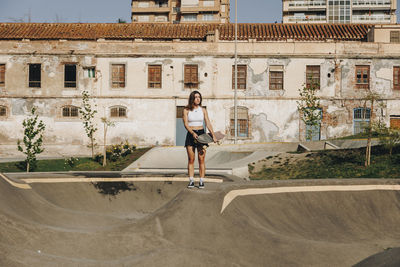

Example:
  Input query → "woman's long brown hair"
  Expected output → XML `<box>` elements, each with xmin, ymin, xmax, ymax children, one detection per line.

<box><xmin>186</xmin><ymin>90</ymin><xmax>202</xmax><ymax>111</ymax></box>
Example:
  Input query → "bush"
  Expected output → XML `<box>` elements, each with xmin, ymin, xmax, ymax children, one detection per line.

<box><xmin>64</xmin><ymin>157</ymin><xmax>79</xmax><ymax>169</ymax></box>
<box><xmin>95</xmin><ymin>141</ymin><xmax>136</xmax><ymax>163</ymax></box>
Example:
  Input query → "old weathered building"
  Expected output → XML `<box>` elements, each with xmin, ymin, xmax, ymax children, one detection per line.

<box><xmin>0</xmin><ymin>23</ymin><xmax>399</xmax><ymax>157</ymax></box>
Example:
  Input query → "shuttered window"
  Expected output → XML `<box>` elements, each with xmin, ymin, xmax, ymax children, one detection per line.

<box><xmin>62</xmin><ymin>106</ymin><xmax>79</xmax><ymax>117</ymax></box>
<box><xmin>111</xmin><ymin>64</ymin><xmax>126</xmax><ymax>88</ymax></box>
<box><xmin>148</xmin><ymin>65</ymin><xmax>162</xmax><ymax>88</ymax></box>
<box><xmin>390</xmin><ymin>116</ymin><xmax>400</xmax><ymax>129</ymax></box>
<box><xmin>269</xmin><ymin>67</ymin><xmax>284</xmax><ymax>90</ymax></box>
<box><xmin>64</xmin><ymin>64</ymin><xmax>77</xmax><ymax>88</ymax></box>
<box><xmin>110</xmin><ymin>106</ymin><xmax>127</xmax><ymax>118</ymax></box>
<box><xmin>29</xmin><ymin>64</ymin><xmax>41</xmax><ymax>88</ymax></box>
<box><xmin>230</xmin><ymin>107</ymin><xmax>249</xmax><ymax>137</ymax></box>
<box><xmin>306</xmin><ymin>65</ymin><xmax>320</xmax><ymax>89</ymax></box>
<box><xmin>394</xmin><ymin>66</ymin><xmax>400</xmax><ymax>90</ymax></box>
<box><xmin>232</xmin><ymin>65</ymin><xmax>247</xmax><ymax>89</ymax></box>
<box><xmin>184</xmin><ymin>64</ymin><xmax>198</xmax><ymax>89</ymax></box>
<box><xmin>0</xmin><ymin>64</ymin><xmax>5</xmax><ymax>87</ymax></box>
<box><xmin>355</xmin><ymin>65</ymin><xmax>370</xmax><ymax>89</ymax></box>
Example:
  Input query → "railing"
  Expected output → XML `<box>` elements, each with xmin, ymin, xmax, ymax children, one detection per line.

<box><xmin>352</xmin><ymin>14</ymin><xmax>391</xmax><ymax>21</ymax></box>
<box><xmin>288</xmin><ymin>1</ymin><xmax>326</xmax><ymax>7</ymax></box>
<box><xmin>353</xmin><ymin>0</ymin><xmax>391</xmax><ymax>6</ymax></box>
<box><xmin>287</xmin><ymin>15</ymin><xmax>326</xmax><ymax>22</ymax></box>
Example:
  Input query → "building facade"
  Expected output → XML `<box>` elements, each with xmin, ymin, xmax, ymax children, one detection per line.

<box><xmin>0</xmin><ymin>23</ymin><xmax>400</xmax><ymax>158</ymax></box>
<box><xmin>283</xmin><ymin>0</ymin><xmax>397</xmax><ymax>24</ymax></box>
<box><xmin>131</xmin><ymin>0</ymin><xmax>230</xmax><ymax>23</ymax></box>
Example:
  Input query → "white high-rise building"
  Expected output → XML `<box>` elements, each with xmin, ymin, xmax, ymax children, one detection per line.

<box><xmin>283</xmin><ymin>0</ymin><xmax>397</xmax><ymax>24</ymax></box>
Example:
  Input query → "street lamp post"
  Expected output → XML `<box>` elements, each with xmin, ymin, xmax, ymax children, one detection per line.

<box><xmin>234</xmin><ymin>0</ymin><xmax>238</xmax><ymax>144</ymax></box>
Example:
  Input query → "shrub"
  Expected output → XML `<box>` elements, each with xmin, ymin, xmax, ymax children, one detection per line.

<box><xmin>95</xmin><ymin>141</ymin><xmax>136</xmax><ymax>163</ymax></box>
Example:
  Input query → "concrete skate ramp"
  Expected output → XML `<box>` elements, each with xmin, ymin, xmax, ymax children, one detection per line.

<box><xmin>1</xmin><ymin>178</ymin><xmax>400</xmax><ymax>266</ymax></box>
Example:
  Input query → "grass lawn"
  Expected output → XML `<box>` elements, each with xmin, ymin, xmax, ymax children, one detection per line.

<box><xmin>0</xmin><ymin>147</ymin><xmax>151</xmax><ymax>173</ymax></box>
<box><xmin>250</xmin><ymin>145</ymin><xmax>400</xmax><ymax>180</ymax></box>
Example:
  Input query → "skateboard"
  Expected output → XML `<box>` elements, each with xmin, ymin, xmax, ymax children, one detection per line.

<box><xmin>196</xmin><ymin>131</ymin><xmax>225</xmax><ymax>147</ymax></box>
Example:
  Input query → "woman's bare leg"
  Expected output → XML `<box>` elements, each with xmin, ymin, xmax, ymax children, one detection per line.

<box><xmin>198</xmin><ymin>147</ymin><xmax>206</xmax><ymax>179</ymax></box>
<box><xmin>186</xmin><ymin>146</ymin><xmax>196</xmax><ymax>178</ymax></box>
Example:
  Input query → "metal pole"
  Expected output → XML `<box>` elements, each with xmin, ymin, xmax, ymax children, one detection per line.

<box><xmin>234</xmin><ymin>0</ymin><xmax>238</xmax><ymax>144</ymax></box>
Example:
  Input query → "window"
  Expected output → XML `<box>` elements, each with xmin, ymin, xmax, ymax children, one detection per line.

<box><xmin>230</xmin><ymin>107</ymin><xmax>249</xmax><ymax>138</ymax></box>
<box><xmin>84</xmin><ymin>67</ymin><xmax>96</xmax><ymax>78</ymax></box>
<box><xmin>29</xmin><ymin>64</ymin><xmax>41</xmax><ymax>88</ymax></box>
<box><xmin>110</xmin><ymin>106</ymin><xmax>127</xmax><ymax>118</ymax></box>
<box><xmin>354</xmin><ymin>108</ymin><xmax>371</xmax><ymax>135</ymax></box>
<box><xmin>203</xmin><ymin>14</ymin><xmax>215</xmax><ymax>21</ymax></box>
<box><xmin>269</xmin><ymin>66</ymin><xmax>284</xmax><ymax>90</ymax></box>
<box><xmin>355</xmin><ymin>65</ymin><xmax>370</xmax><ymax>89</ymax></box>
<box><xmin>111</xmin><ymin>64</ymin><xmax>126</xmax><ymax>88</ymax></box>
<box><xmin>182</xmin><ymin>14</ymin><xmax>197</xmax><ymax>21</ymax></box>
<box><xmin>306</xmin><ymin>65</ymin><xmax>320</xmax><ymax>89</ymax></box>
<box><xmin>390</xmin><ymin>116</ymin><xmax>400</xmax><ymax>129</ymax></box>
<box><xmin>0</xmin><ymin>106</ymin><xmax>6</xmax><ymax>117</ymax></box>
<box><xmin>64</xmin><ymin>64</ymin><xmax>77</xmax><ymax>88</ymax></box>
<box><xmin>184</xmin><ymin>64</ymin><xmax>198</xmax><ymax>89</ymax></box>
<box><xmin>394</xmin><ymin>66</ymin><xmax>400</xmax><ymax>90</ymax></box>
<box><xmin>232</xmin><ymin>65</ymin><xmax>247</xmax><ymax>90</ymax></box>
<box><xmin>0</xmin><ymin>64</ymin><xmax>5</xmax><ymax>87</ymax></box>
<box><xmin>62</xmin><ymin>106</ymin><xmax>79</xmax><ymax>117</ymax></box>
<box><xmin>148</xmin><ymin>65</ymin><xmax>162</xmax><ymax>88</ymax></box>
<box><xmin>390</xmin><ymin>31</ymin><xmax>400</xmax><ymax>43</ymax></box>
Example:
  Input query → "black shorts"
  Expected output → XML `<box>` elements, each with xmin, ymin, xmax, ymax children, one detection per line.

<box><xmin>185</xmin><ymin>129</ymin><xmax>209</xmax><ymax>149</ymax></box>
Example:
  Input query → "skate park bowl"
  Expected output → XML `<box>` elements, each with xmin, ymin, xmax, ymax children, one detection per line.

<box><xmin>1</xmin><ymin>172</ymin><xmax>400</xmax><ymax>266</ymax></box>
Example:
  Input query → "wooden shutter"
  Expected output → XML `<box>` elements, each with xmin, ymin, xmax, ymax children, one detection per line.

<box><xmin>112</xmin><ymin>64</ymin><xmax>125</xmax><ymax>88</ymax></box>
<box><xmin>148</xmin><ymin>65</ymin><xmax>162</xmax><ymax>88</ymax></box>
<box><xmin>306</xmin><ymin>65</ymin><xmax>320</xmax><ymax>89</ymax></box>
<box><xmin>184</xmin><ymin>65</ymin><xmax>198</xmax><ymax>89</ymax></box>
<box><xmin>355</xmin><ymin>65</ymin><xmax>369</xmax><ymax>89</ymax></box>
<box><xmin>232</xmin><ymin>65</ymin><xmax>247</xmax><ymax>89</ymax></box>
<box><xmin>0</xmin><ymin>64</ymin><xmax>5</xmax><ymax>86</ymax></box>
<box><xmin>394</xmin><ymin>66</ymin><xmax>400</xmax><ymax>90</ymax></box>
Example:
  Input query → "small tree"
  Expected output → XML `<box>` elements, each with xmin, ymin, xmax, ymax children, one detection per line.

<box><xmin>79</xmin><ymin>90</ymin><xmax>98</xmax><ymax>158</ymax></box>
<box><xmin>372</xmin><ymin>121</ymin><xmax>400</xmax><ymax>157</ymax></box>
<box><xmin>101</xmin><ymin>117</ymin><xmax>115</xmax><ymax>167</ymax></box>
<box><xmin>17</xmin><ymin>107</ymin><xmax>46</xmax><ymax>172</ymax></box>
<box><xmin>297</xmin><ymin>82</ymin><xmax>322</xmax><ymax>141</ymax></box>
<box><xmin>363</xmin><ymin>92</ymin><xmax>382</xmax><ymax>167</ymax></box>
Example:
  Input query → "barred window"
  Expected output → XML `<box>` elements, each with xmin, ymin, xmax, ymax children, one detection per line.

<box><xmin>0</xmin><ymin>106</ymin><xmax>6</xmax><ymax>117</ymax></box>
<box><xmin>0</xmin><ymin>64</ymin><xmax>5</xmax><ymax>87</ymax></box>
<box><xmin>230</xmin><ymin>107</ymin><xmax>249</xmax><ymax>138</ymax></box>
<box><xmin>111</xmin><ymin>64</ymin><xmax>126</xmax><ymax>88</ymax></box>
<box><xmin>269</xmin><ymin>68</ymin><xmax>284</xmax><ymax>90</ymax></box>
<box><xmin>148</xmin><ymin>65</ymin><xmax>162</xmax><ymax>88</ymax></box>
<box><xmin>306</xmin><ymin>65</ymin><xmax>320</xmax><ymax>89</ymax></box>
<box><xmin>64</xmin><ymin>64</ymin><xmax>77</xmax><ymax>88</ymax></box>
<box><xmin>29</xmin><ymin>64</ymin><xmax>41</xmax><ymax>88</ymax></box>
<box><xmin>356</xmin><ymin>65</ymin><xmax>370</xmax><ymax>89</ymax></box>
<box><xmin>354</xmin><ymin>108</ymin><xmax>371</xmax><ymax>135</ymax></box>
<box><xmin>62</xmin><ymin>106</ymin><xmax>79</xmax><ymax>117</ymax></box>
<box><xmin>394</xmin><ymin>66</ymin><xmax>400</xmax><ymax>90</ymax></box>
<box><xmin>110</xmin><ymin>106</ymin><xmax>127</xmax><ymax>118</ymax></box>
<box><xmin>232</xmin><ymin>65</ymin><xmax>247</xmax><ymax>90</ymax></box>
<box><xmin>184</xmin><ymin>65</ymin><xmax>198</xmax><ymax>89</ymax></box>
<box><xmin>390</xmin><ymin>31</ymin><xmax>400</xmax><ymax>43</ymax></box>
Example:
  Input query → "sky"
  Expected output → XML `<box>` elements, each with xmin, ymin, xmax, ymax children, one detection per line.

<box><xmin>0</xmin><ymin>0</ymin><xmax>398</xmax><ymax>24</ymax></box>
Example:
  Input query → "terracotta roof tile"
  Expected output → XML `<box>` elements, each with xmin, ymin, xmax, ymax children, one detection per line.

<box><xmin>0</xmin><ymin>23</ymin><xmax>371</xmax><ymax>41</ymax></box>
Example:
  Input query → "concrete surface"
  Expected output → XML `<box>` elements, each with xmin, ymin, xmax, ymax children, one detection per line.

<box><xmin>0</xmin><ymin>173</ymin><xmax>399</xmax><ymax>267</ymax></box>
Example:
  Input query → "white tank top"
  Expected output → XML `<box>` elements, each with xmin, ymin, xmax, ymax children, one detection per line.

<box><xmin>188</xmin><ymin>106</ymin><xmax>204</xmax><ymax>127</ymax></box>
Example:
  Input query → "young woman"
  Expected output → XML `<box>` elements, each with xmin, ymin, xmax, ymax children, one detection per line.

<box><xmin>183</xmin><ymin>90</ymin><xmax>217</xmax><ymax>189</ymax></box>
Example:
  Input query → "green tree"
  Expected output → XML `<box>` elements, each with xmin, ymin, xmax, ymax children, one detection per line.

<box><xmin>372</xmin><ymin>121</ymin><xmax>400</xmax><ymax>157</ymax></box>
<box><xmin>297</xmin><ymin>82</ymin><xmax>322</xmax><ymax>141</ymax></box>
<box><xmin>17</xmin><ymin>107</ymin><xmax>46</xmax><ymax>172</ymax></box>
<box><xmin>79</xmin><ymin>90</ymin><xmax>98</xmax><ymax>159</ymax></box>
<box><xmin>101</xmin><ymin>117</ymin><xmax>115</xmax><ymax>167</ymax></box>
<box><xmin>363</xmin><ymin>92</ymin><xmax>382</xmax><ymax>167</ymax></box>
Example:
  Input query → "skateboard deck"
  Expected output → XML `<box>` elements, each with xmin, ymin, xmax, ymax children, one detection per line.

<box><xmin>197</xmin><ymin>131</ymin><xmax>225</xmax><ymax>144</ymax></box>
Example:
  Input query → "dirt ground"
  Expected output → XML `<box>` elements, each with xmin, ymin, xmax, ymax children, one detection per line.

<box><xmin>248</xmin><ymin>151</ymin><xmax>313</xmax><ymax>173</ymax></box>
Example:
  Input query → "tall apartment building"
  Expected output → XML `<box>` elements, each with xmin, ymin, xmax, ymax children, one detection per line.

<box><xmin>283</xmin><ymin>0</ymin><xmax>397</xmax><ymax>24</ymax></box>
<box><xmin>131</xmin><ymin>0</ymin><xmax>230</xmax><ymax>23</ymax></box>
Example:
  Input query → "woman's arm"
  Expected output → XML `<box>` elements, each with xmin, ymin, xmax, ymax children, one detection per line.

<box><xmin>203</xmin><ymin>108</ymin><xmax>217</xmax><ymax>142</ymax></box>
<box><xmin>183</xmin><ymin>108</ymin><xmax>198</xmax><ymax>140</ymax></box>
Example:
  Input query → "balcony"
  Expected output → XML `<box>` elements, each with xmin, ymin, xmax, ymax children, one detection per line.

<box><xmin>132</xmin><ymin>3</ymin><xmax>170</xmax><ymax>13</ymax></box>
<box><xmin>287</xmin><ymin>1</ymin><xmax>326</xmax><ymax>11</ymax></box>
<box><xmin>287</xmin><ymin>15</ymin><xmax>327</xmax><ymax>23</ymax></box>
<box><xmin>352</xmin><ymin>14</ymin><xmax>391</xmax><ymax>22</ymax></box>
<box><xmin>353</xmin><ymin>0</ymin><xmax>392</xmax><ymax>10</ymax></box>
